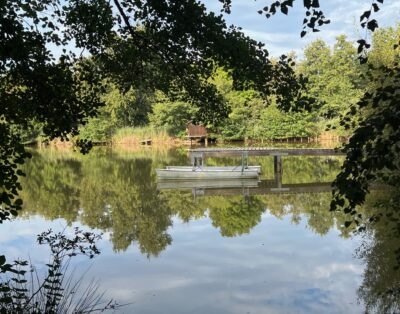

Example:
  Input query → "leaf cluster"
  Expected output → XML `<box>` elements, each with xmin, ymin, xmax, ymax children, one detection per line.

<box><xmin>0</xmin><ymin>228</ymin><xmax>121</xmax><ymax>313</ymax></box>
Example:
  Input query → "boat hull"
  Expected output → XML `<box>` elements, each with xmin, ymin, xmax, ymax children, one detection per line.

<box><xmin>156</xmin><ymin>167</ymin><xmax>260</xmax><ymax>180</ymax></box>
<box><xmin>165</xmin><ymin>165</ymin><xmax>261</xmax><ymax>174</ymax></box>
<box><xmin>157</xmin><ymin>178</ymin><xmax>260</xmax><ymax>190</ymax></box>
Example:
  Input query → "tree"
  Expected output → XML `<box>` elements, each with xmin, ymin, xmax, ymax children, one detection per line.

<box><xmin>331</xmin><ymin>28</ymin><xmax>400</xmax><ymax>228</ymax></box>
<box><xmin>149</xmin><ymin>92</ymin><xmax>198</xmax><ymax>137</ymax></box>
<box><xmin>79</xmin><ymin>82</ymin><xmax>153</xmax><ymax>142</ymax></box>
<box><xmin>298</xmin><ymin>36</ymin><xmax>363</xmax><ymax>128</ymax></box>
<box><xmin>0</xmin><ymin>0</ymin><xmax>303</xmax><ymax>221</ymax></box>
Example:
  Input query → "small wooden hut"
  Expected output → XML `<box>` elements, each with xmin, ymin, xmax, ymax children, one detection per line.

<box><xmin>186</xmin><ymin>122</ymin><xmax>208</xmax><ymax>145</ymax></box>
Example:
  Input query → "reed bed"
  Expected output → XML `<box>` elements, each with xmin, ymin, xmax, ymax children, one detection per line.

<box><xmin>111</xmin><ymin>126</ymin><xmax>174</xmax><ymax>145</ymax></box>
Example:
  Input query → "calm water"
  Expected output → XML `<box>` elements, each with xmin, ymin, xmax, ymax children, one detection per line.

<box><xmin>0</xmin><ymin>147</ymin><xmax>394</xmax><ymax>313</ymax></box>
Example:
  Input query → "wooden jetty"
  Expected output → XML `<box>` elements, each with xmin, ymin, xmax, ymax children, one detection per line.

<box><xmin>188</xmin><ymin>147</ymin><xmax>344</xmax><ymax>188</ymax></box>
<box><xmin>189</xmin><ymin>147</ymin><xmax>344</xmax><ymax>158</ymax></box>
<box><xmin>189</xmin><ymin>148</ymin><xmax>344</xmax><ymax>168</ymax></box>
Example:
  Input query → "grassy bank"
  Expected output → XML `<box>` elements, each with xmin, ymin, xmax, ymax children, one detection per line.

<box><xmin>36</xmin><ymin>127</ymin><xmax>349</xmax><ymax>149</ymax></box>
<box><xmin>111</xmin><ymin>126</ymin><xmax>181</xmax><ymax>146</ymax></box>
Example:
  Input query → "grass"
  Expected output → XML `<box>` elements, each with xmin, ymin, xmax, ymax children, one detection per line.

<box><xmin>111</xmin><ymin>126</ymin><xmax>173</xmax><ymax>145</ymax></box>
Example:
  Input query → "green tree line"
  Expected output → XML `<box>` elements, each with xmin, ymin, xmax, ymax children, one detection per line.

<box><xmin>80</xmin><ymin>26</ymin><xmax>398</xmax><ymax>143</ymax></box>
<box><xmin>15</xmin><ymin>27</ymin><xmax>396</xmax><ymax>144</ymax></box>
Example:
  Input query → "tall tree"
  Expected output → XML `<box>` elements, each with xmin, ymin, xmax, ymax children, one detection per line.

<box><xmin>298</xmin><ymin>36</ymin><xmax>363</xmax><ymax>127</ymax></box>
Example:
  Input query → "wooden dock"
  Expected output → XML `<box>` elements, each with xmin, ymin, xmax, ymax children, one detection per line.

<box><xmin>188</xmin><ymin>147</ymin><xmax>345</xmax><ymax>188</ymax></box>
<box><xmin>189</xmin><ymin>147</ymin><xmax>344</xmax><ymax>157</ymax></box>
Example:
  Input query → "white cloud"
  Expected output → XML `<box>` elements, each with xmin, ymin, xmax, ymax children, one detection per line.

<box><xmin>202</xmin><ymin>0</ymin><xmax>400</xmax><ymax>57</ymax></box>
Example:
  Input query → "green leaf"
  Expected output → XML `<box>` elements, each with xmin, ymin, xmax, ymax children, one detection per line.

<box><xmin>344</xmin><ymin>221</ymin><xmax>352</xmax><ymax>228</ymax></box>
<box><xmin>367</xmin><ymin>19</ymin><xmax>378</xmax><ymax>32</ymax></box>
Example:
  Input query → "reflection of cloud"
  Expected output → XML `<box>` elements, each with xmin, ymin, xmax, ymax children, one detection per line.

<box><xmin>0</xmin><ymin>217</ymin><xmax>107</xmax><ymax>265</ymax></box>
<box><xmin>2</xmin><ymin>211</ymin><xmax>365</xmax><ymax>313</ymax></box>
<box><xmin>314</xmin><ymin>263</ymin><xmax>363</xmax><ymax>279</ymax></box>
<box><xmin>94</xmin><ymin>215</ymin><xmax>363</xmax><ymax>312</ymax></box>
<box><xmin>0</xmin><ymin>218</ymin><xmax>50</xmax><ymax>243</ymax></box>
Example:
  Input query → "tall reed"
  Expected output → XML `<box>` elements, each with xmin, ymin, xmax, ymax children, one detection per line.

<box><xmin>111</xmin><ymin>126</ymin><xmax>172</xmax><ymax>145</ymax></box>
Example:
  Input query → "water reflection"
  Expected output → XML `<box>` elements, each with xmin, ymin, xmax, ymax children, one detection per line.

<box><xmin>356</xmin><ymin>194</ymin><xmax>400</xmax><ymax>313</ymax></box>
<box><xmin>11</xmin><ymin>147</ymin><xmax>399</xmax><ymax>312</ymax></box>
<box><xmin>20</xmin><ymin>147</ymin><xmax>353</xmax><ymax>255</ymax></box>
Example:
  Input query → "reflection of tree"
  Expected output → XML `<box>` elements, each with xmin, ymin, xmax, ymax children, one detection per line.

<box><xmin>207</xmin><ymin>196</ymin><xmax>265</xmax><ymax>237</ymax></box>
<box><xmin>20</xmin><ymin>148</ymin><xmax>377</xmax><ymax>257</ymax></box>
<box><xmin>79</xmin><ymin>156</ymin><xmax>173</xmax><ymax>257</ymax></box>
<box><xmin>20</xmin><ymin>151</ymin><xmax>81</xmax><ymax>223</ymax></box>
<box><xmin>261</xmin><ymin>193</ymin><xmax>353</xmax><ymax>237</ymax></box>
<box><xmin>205</xmin><ymin>156</ymin><xmax>343</xmax><ymax>184</ymax></box>
<box><xmin>357</xmin><ymin>194</ymin><xmax>400</xmax><ymax>313</ymax></box>
<box><xmin>20</xmin><ymin>148</ymin><xmax>179</xmax><ymax>257</ymax></box>
<box><xmin>275</xmin><ymin>156</ymin><xmax>342</xmax><ymax>184</ymax></box>
<box><xmin>163</xmin><ymin>191</ymin><xmax>206</xmax><ymax>222</ymax></box>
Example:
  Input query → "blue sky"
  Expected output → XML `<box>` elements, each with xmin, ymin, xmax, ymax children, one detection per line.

<box><xmin>203</xmin><ymin>0</ymin><xmax>400</xmax><ymax>58</ymax></box>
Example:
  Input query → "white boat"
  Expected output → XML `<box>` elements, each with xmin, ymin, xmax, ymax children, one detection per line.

<box><xmin>157</xmin><ymin>178</ymin><xmax>260</xmax><ymax>190</ymax></box>
<box><xmin>156</xmin><ymin>166</ymin><xmax>260</xmax><ymax>180</ymax></box>
<box><xmin>165</xmin><ymin>165</ymin><xmax>261</xmax><ymax>174</ymax></box>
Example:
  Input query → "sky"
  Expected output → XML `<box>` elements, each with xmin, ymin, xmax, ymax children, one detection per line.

<box><xmin>202</xmin><ymin>0</ymin><xmax>400</xmax><ymax>58</ymax></box>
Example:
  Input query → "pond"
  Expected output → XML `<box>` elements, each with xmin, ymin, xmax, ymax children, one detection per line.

<box><xmin>0</xmin><ymin>146</ymin><xmax>395</xmax><ymax>313</ymax></box>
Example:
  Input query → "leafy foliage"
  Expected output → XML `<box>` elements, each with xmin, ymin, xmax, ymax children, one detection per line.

<box><xmin>356</xmin><ymin>194</ymin><xmax>400</xmax><ymax>313</ymax></box>
<box><xmin>0</xmin><ymin>228</ymin><xmax>120</xmax><ymax>313</ymax></box>
<box><xmin>331</xmin><ymin>56</ymin><xmax>400</xmax><ymax>226</ymax></box>
<box><xmin>1</xmin><ymin>0</ymin><xmax>399</xmax><ymax>241</ymax></box>
<box><xmin>297</xmin><ymin>36</ymin><xmax>363</xmax><ymax>129</ymax></box>
<box><xmin>0</xmin><ymin>124</ymin><xmax>30</xmax><ymax>221</ymax></box>
<box><xmin>149</xmin><ymin>93</ymin><xmax>198</xmax><ymax>137</ymax></box>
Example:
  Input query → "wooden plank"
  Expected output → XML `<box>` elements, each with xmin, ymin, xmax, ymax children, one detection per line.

<box><xmin>189</xmin><ymin>147</ymin><xmax>344</xmax><ymax>157</ymax></box>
